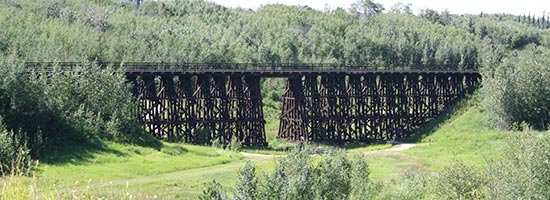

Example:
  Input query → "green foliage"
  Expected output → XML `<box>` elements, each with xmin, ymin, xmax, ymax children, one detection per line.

<box><xmin>375</xmin><ymin>172</ymin><xmax>430</xmax><ymax>200</ymax></box>
<box><xmin>378</xmin><ymin>130</ymin><xmax>549</xmax><ymax>200</ymax></box>
<box><xmin>0</xmin><ymin>117</ymin><xmax>33</xmax><ymax>175</ymax></box>
<box><xmin>199</xmin><ymin>180</ymin><xmax>228</xmax><ymax>200</ymax></box>
<box><xmin>434</xmin><ymin>160</ymin><xmax>488</xmax><ymax>199</ymax></box>
<box><xmin>260</xmin><ymin>145</ymin><xmax>315</xmax><ymax>199</ymax></box>
<box><xmin>487</xmin><ymin>131</ymin><xmax>550</xmax><ymax>199</ymax></box>
<box><xmin>0</xmin><ymin>61</ymin><xmax>51</xmax><ymax>156</ymax></box>
<box><xmin>203</xmin><ymin>145</ymin><xmax>373</xmax><ymax>199</ymax></box>
<box><xmin>267</xmin><ymin>137</ymin><xmax>295</xmax><ymax>151</ymax></box>
<box><xmin>482</xmin><ymin>45</ymin><xmax>549</xmax><ymax>130</ymax></box>
<box><xmin>349</xmin><ymin>155</ymin><xmax>373</xmax><ymax>199</ymax></box>
<box><xmin>233</xmin><ymin>162</ymin><xmax>257</xmax><ymax>200</ymax></box>
<box><xmin>352</xmin><ymin>0</ymin><xmax>385</xmax><ymax>17</ymax></box>
<box><xmin>40</xmin><ymin>64</ymin><xmax>138</xmax><ymax>139</ymax></box>
<box><xmin>313</xmin><ymin>149</ymin><xmax>351</xmax><ymax>200</ymax></box>
<box><xmin>261</xmin><ymin>78</ymin><xmax>285</xmax><ymax>121</ymax></box>
<box><xmin>34</xmin><ymin>63</ymin><xmax>144</xmax><ymax>145</ymax></box>
<box><xmin>448</xmin><ymin>15</ymin><xmax>542</xmax><ymax>49</ymax></box>
<box><xmin>211</xmin><ymin>138</ymin><xmax>223</xmax><ymax>149</ymax></box>
<box><xmin>0</xmin><ymin>60</ymin><xmax>146</xmax><ymax>160</ymax></box>
<box><xmin>195</xmin><ymin>127</ymin><xmax>212</xmax><ymax>145</ymax></box>
<box><xmin>228</xmin><ymin>136</ymin><xmax>242</xmax><ymax>152</ymax></box>
<box><xmin>211</xmin><ymin>136</ymin><xmax>242</xmax><ymax>152</ymax></box>
<box><xmin>0</xmin><ymin>0</ymin><xmax>547</xmax><ymax>173</ymax></box>
<box><xmin>0</xmin><ymin>0</ymin><xmax>485</xmax><ymax>68</ymax></box>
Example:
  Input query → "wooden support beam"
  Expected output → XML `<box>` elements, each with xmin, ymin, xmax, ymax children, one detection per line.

<box><xmin>129</xmin><ymin>72</ymin><xmax>479</xmax><ymax>146</ymax></box>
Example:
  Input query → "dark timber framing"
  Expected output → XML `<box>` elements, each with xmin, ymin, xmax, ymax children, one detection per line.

<box><xmin>27</xmin><ymin>62</ymin><xmax>481</xmax><ymax>146</ymax></box>
<box><xmin>129</xmin><ymin>73</ymin><xmax>268</xmax><ymax>146</ymax></box>
<box><xmin>278</xmin><ymin>73</ymin><xmax>480</xmax><ymax>142</ymax></box>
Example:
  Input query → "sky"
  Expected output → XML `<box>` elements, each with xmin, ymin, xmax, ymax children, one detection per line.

<box><xmin>209</xmin><ymin>0</ymin><xmax>549</xmax><ymax>16</ymax></box>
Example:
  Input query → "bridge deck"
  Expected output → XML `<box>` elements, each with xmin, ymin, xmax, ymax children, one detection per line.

<box><xmin>26</xmin><ymin>62</ymin><xmax>479</xmax><ymax>77</ymax></box>
<box><xmin>124</xmin><ymin>69</ymin><xmax>479</xmax><ymax>77</ymax></box>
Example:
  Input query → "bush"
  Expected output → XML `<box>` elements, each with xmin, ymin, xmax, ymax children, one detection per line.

<box><xmin>349</xmin><ymin>154</ymin><xmax>373</xmax><ymax>199</ymax></box>
<box><xmin>377</xmin><ymin>131</ymin><xmax>549</xmax><ymax>200</ymax></box>
<box><xmin>39</xmin><ymin>63</ymin><xmax>140</xmax><ymax>141</ymax></box>
<box><xmin>199</xmin><ymin>180</ymin><xmax>227</xmax><ymax>200</ymax></box>
<box><xmin>233</xmin><ymin>162</ymin><xmax>257</xmax><ymax>200</ymax></box>
<box><xmin>482</xmin><ymin>45</ymin><xmax>550</xmax><ymax>130</ymax></box>
<box><xmin>488</xmin><ymin>130</ymin><xmax>550</xmax><ymax>199</ymax></box>
<box><xmin>211</xmin><ymin>137</ymin><xmax>241</xmax><ymax>151</ymax></box>
<box><xmin>0</xmin><ymin>117</ymin><xmax>34</xmax><ymax>176</ymax></box>
<box><xmin>0</xmin><ymin>60</ymin><xmax>51</xmax><ymax>156</ymax></box>
<box><xmin>434</xmin><ymin>160</ymin><xmax>488</xmax><ymax>199</ymax></box>
<box><xmin>195</xmin><ymin>127</ymin><xmax>212</xmax><ymax>145</ymax></box>
<box><xmin>267</xmin><ymin>137</ymin><xmax>295</xmax><ymax>151</ymax></box>
<box><xmin>202</xmin><ymin>145</ymin><xmax>374</xmax><ymax>200</ymax></box>
<box><xmin>0</xmin><ymin>61</ymin><xmax>148</xmax><ymax>160</ymax></box>
<box><xmin>260</xmin><ymin>144</ymin><xmax>315</xmax><ymax>200</ymax></box>
<box><xmin>312</xmin><ymin>149</ymin><xmax>351</xmax><ymax>200</ymax></box>
<box><xmin>375</xmin><ymin>171</ymin><xmax>430</xmax><ymax>200</ymax></box>
<box><xmin>211</xmin><ymin>138</ymin><xmax>223</xmax><ymax>149</ymax></box>
<box><xmin>228</xmin><ymin>136</ymin><xmax>242</xmax><ymax>152</ymax></box>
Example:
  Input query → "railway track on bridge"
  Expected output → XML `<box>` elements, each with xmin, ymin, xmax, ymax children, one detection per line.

<box><xmin>25</xmin><ymin>62</ymin><xmax>478</xmax><ymax>75</ymax></box>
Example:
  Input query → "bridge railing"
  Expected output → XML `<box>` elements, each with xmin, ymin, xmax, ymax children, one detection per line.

<box><xmin>25</xmin><ymin>62</ymin><xmax>478</xmax><ymax>72</ymax></box>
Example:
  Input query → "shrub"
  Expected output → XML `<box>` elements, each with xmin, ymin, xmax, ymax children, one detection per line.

<box><xmin>199</xmin><ymin>180</ymin><xmax>227</xmax><ymax>200</ymax></box>
<box><xmin>261</xmin><ymin>144</ymin><xmax>315</xmax><ymax>200</ymax></box>
<box><xmin>211</xmin><ymin>138</ymin><xmax>223</xmax><ymax>149</ymax></box>
<box><xmin>203</xmin><ymin>145</ymin><xmax>374</xmax><ymax>200</ymax></box>
<box><xmin>488</xmin><ymin>130</ymin><xmax>550</xmax><ymax>199</ymax></box>
<box><xmin>195</xmin><ymin>127</ymin><xmax>212</xmax><ymax>145</ymax></box>
<box><xmin>434</xmin><ymin>160</ymin><xmax>488</xmax><ymax>200</ymax></box>
<box><xmin>0</xmin><ymin>61</ymin><xmax>51</xmax><ymax>156</ymax></box>
<box><xmin>376</xmin><ymin>171</ymin><xmax>430</xmax><ymax>200</ymax></box>
<box><xmin>38</xmin><ymin>63</ymin><xmax>141</xmax><ymax>141</ymax></box>
<box><xmin>0</xmin><ymin>117</ymin><xmax>34</xmax><ymax>176</ymax></box>
<box><xmin>233</xmin><ymin>162</ymin><xmax>257</xmax><ymax>200</ymax></box>
<box><xmin>267</xmin><ymin>137</ymin><xmax>294</xmax><ymax>151</ymax></box>
<box><xmin>0</xmin><ymin>60</ymin><xmax>153</xmax><ymax>161</ymax></box>
<box><xmin>349</xmin><ymin>155</ymin><xmax>374</xmax><ymax>200</ymax></box>
<box><xmin>228</xmin><ymin>136</ymin><xmax>242</xmax><ymax>152</ymax></box>
<box><xmin>312</xmin><ymin>149</ymin><xmax>351</xmax><ymax>200</ymax></box>
<box><xmin>482</xmin><ymin>45</ymin><xmax>549</xmax><ymax>130</ymax></box>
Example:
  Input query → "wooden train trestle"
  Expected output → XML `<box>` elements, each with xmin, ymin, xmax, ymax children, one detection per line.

<box><xmin>127</xmin><ymin>72</ymin><xmax>479</xmax><ymax>146</ymax></box>
<box><xmin>26</xmin><ymin>62</ymin><xmax>482</xmax><ymax>146</ymax></box>
<box><xmin>278</xmin><ymin>73</ymin><xmax>481</xmax><ymax>142</ymax></box>
<box><xmin>127</xmin><ymin>74</ymin><xmax>267</xmax><ymax>146</ymax></box>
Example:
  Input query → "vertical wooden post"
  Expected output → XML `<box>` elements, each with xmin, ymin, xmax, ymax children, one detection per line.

<box><xmin>278</xmin><ymin>76</ymin><xmax>308</xmax><ymax>141</ymax></box>
<box><xmin>176</xmin><ymin>75</ymin><xmax>196</xmax><ymax>143</ymax></box>
<box><xmin>243</xmin><ymin>75</ymin><xmax>267</xmax><ymax>146</ymax></box>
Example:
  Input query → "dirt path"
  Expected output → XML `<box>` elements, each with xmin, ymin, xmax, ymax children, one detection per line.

<box><xmin>380</xmin><ymin>143</ymin><xmax>418</xmax><ymax>152</ymax></box>
<box><xmin>240</xmin><ymin>152</ymin><xmax>286</xmax><ymax>158</ymax></box>
<box><xmin>240</xmin><ymin>143</ymin><xmax>418</xmax><ymax>158</ymax></box>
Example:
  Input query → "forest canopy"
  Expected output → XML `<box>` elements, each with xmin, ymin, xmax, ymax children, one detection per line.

<box><xmin>0</xmin><ymin>0</ymin><xmax>484</xmax><ymax>68</ymax></box>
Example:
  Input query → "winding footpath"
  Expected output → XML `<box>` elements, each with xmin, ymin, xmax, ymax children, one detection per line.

<box><xmin>240</xmin><ymin>143</ymin><xmax>418</xmax><ymax>158</ymax></box>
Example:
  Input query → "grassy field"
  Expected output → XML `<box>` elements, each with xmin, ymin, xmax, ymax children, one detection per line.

<box><xmin>363</xmin><ymin>106</ymin><xmax>509</xmax><ymax>180</ymax></box>
<box><xmin>1</xmin><ymin>101</ymin><xmax>523</xmax><ymax>199</ymax></box>
<box><xmin>29</xmin><ymin>143</ymin><xmax>247</xmax><ymax>198</ymax></box>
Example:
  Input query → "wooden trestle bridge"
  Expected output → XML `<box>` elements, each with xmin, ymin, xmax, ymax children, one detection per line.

<box><xmin>27</xmin><ymin>62</ymin><xmax>481</xmax><ymax>146</ymax></box>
